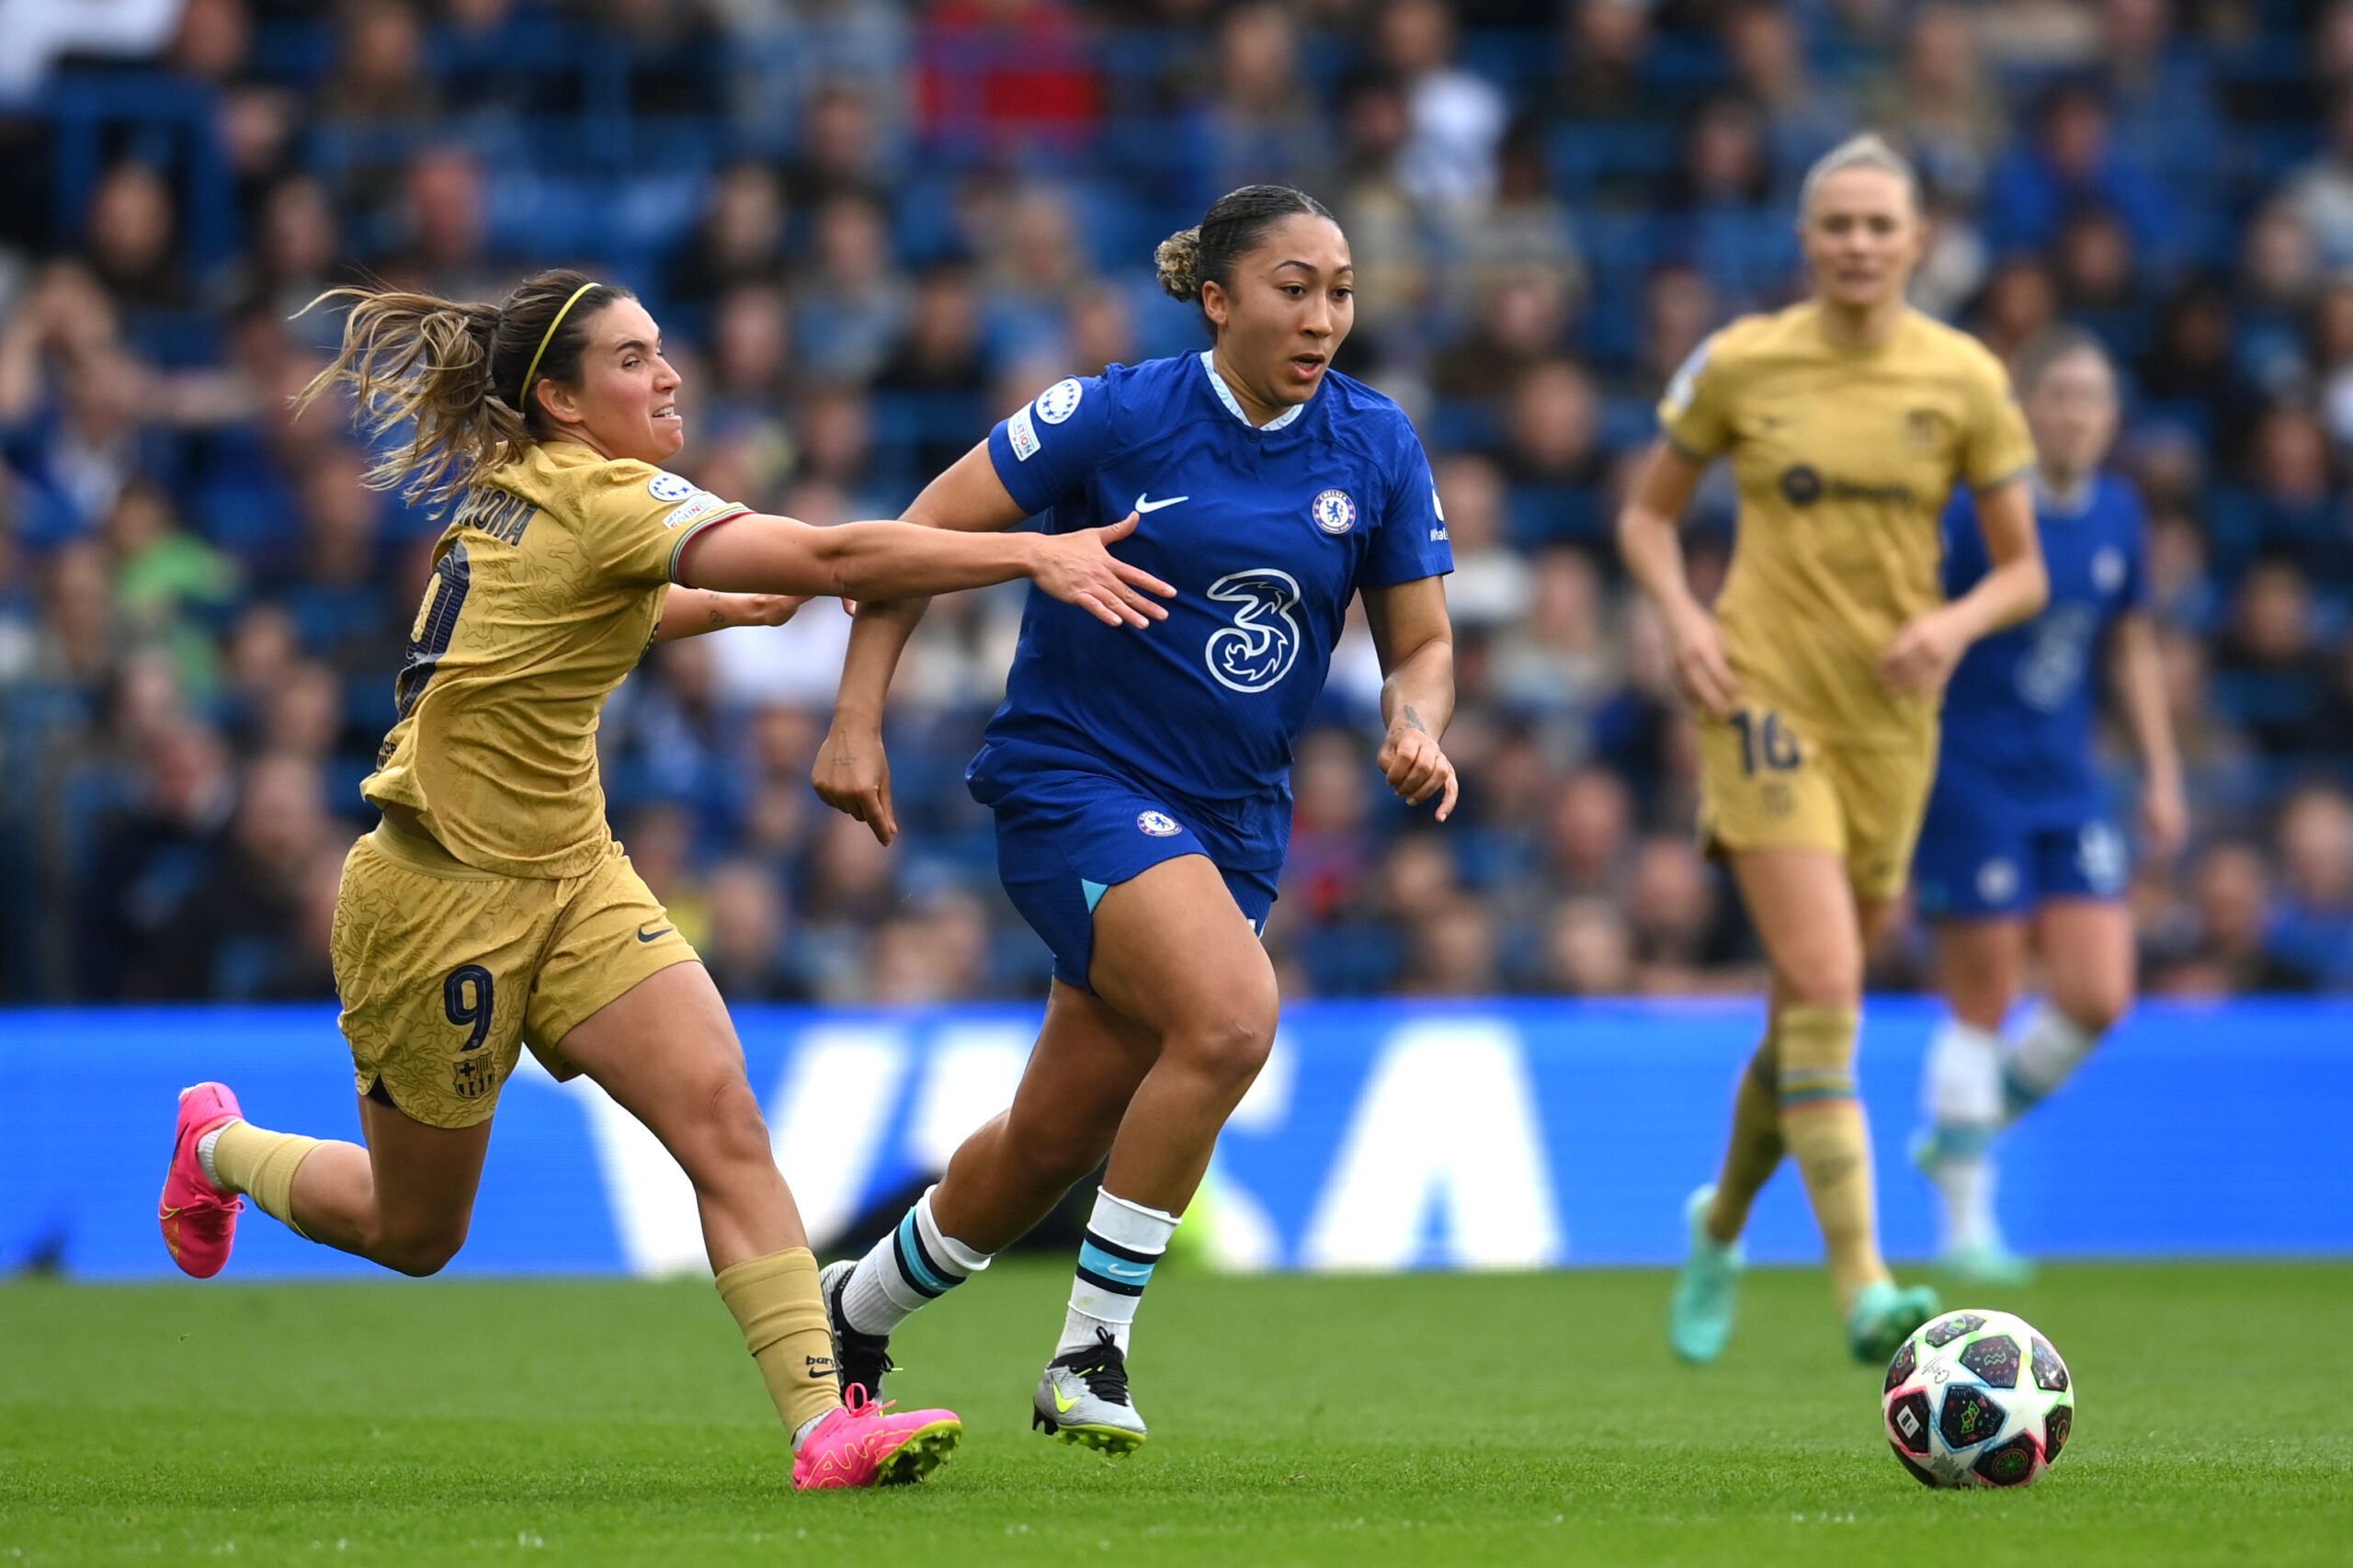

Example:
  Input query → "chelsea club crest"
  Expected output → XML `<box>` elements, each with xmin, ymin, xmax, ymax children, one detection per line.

<box><xmin>1311</xmin><ymin>488</ymin><xmax>1357</xmax><ymax>535</ymax></box>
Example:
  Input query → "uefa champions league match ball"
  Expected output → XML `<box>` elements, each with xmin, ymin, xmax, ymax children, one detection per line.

<box><xmin>1881</xmin><ymin>1309</ymin><xmax>2075</xmax><ymax>1489</ymax></box>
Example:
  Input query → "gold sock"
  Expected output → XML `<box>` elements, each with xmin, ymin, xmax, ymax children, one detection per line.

<box><xmin>1775</xmin><ymin>1004</ymin><xmax>1886</xmax><ymax>1308</ymax></box>
<box><xmin>715</xmin><ymin>1247</ymin><xmax>841</xmax><ymax>1444</ymax></box>
<box><xmin>210</xmin><ymin>1120</ymin><xmax>323</xmax><ymax>1240</ymax></box>
<box><xmin>1705</xmin><ymin>1028</ymin><xmax>1786</xmax><ymax>1244</ymax></box>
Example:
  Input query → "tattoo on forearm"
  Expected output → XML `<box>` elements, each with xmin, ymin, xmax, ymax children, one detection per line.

<box><xmin>1401</xmin><ymin>705</ymin><xmax>1428</xmax><ymax>737</ymax></box>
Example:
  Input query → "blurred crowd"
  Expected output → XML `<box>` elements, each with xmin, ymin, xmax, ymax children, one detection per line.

<box><xmin>7</xmin><ymin>0</ymin><xmax>2353</xmax><ymax>1006</ymax></box>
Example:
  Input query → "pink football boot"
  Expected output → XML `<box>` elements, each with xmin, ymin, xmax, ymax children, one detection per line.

<box><xmin>791</xmin><ymin>1386</ymin><xmax>962</xmax><ymax>1490</ymax></box>
<box><xmin>159</xmin><ymin>1083</ymin><xmax>244</xmax><ymax>1278</ymax></box>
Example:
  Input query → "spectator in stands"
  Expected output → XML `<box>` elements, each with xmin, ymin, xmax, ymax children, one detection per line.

<box><xmin>83</xmin><ymin>162</ymin><xmax>187</xmax><ymax>313</ymax></box>
<box><xmin>2052</xmin><ymin>207</ymin><xmax>2152</xmax><ymax>361</ymax></box>
<box><xmin>663</xmin><ymin>163</ymin><xmax>790</xmax><ymax>314</ymax></box>
<box><xmin>2138</xmin><ymin>280</ymin><xmax>2240</xmax><ymax>453</ymax></box>
<box><xmin>784</xmin><ymin>83</ymin><xmax>892</xmax><ymax>222</ymax></box>
<box><xmin>1495</xmin><ymin>545</ymin><xmax>1617</xmax><ymax>718</ymax></box>
<box><xmin>2238</xmin><ymin>203</ymin><xmax>2325</xmax><ymax>402</ymax></box>
<box><xmin>2281</xmin><ymin>89</ymin><xmax>2353</xmax><ymax>274</ymax></box>
<box><xmin>1722</xmin><ymin>0</ymin><xmax>1849</xmax><ymax>191</ymax></box>
<box><xmin>1064</xmin><ymin>281</ymin><xmax>1135</xmax><ymax>378</ymax></box>
<box><xmin>1870</xmin><ymin>4</ymin><xmax>2005</xmax><ymax>209</ymax></box>
<box><xmin>1545</xmin><ymin>765</ymin><xmax>1633</xmax><ymax>898</ymax></box>
<box><xmin>76</xmin><ymin>715</ymin><xmax>234</xmax><ymax>998</ymax></box>
<box><xmin>1432</xmin><ymin>453</ymin><xmax>1532</xmax><ymax>630</ymax></box>
<box><xmin>1498</xmin><ymin>358</ymin><xmax>1608</xmax><ymax>546</ymax></box>
<box><xmin>1433</xmin><ymin>266</ymin><xmax>1573</xmax><ymax>399</ymax></box>
<box><xmin>379</xmin><ymin>145</ymin><xmax>505</xmax><ymax>306</ymax></box>
<box><xmin>1984</xmin><ymin>85</ymin><xmax>2174</xmax><ymax>275</ymax></box>
<box><xmin>1330</xmin><ymin>70</ymin><xmax>1429</xmax><ymax>358</ymax></box>
<box><xmin>703</xmin><ymin>858</ymin><xmax>807</xmax><ymax>1002</ymax></box>
<box><xmin>1401</xmin><ymin>897</ymin><xmax>1504</xmax><ymax>994</ymax></box>
<box><xmin>979</xmin><ymin>185</ymin><xmax>1089</xmax><ymax>361</ymax></box>
<box><xmin>1377</xmin><ymin>0</ymin><xmax>1508</xmax><ymax>217</ymax></box>
<box><xmin>871</xmin><ymin>890</ymin><xmax>993</xmax><ymax>1002</ymax></box>
<box><xmin>233</xmin><ymin>176</ymin><xmax>347</xmax><ymax>350</ymax></box>
<box><xmin>793</xmin><ymin>192</ymin><xmax>908</xmax><ymax>386</ymax></box>
<box><xmin>104</xmin><ymin>480</ymin><xmax>237</xmax><ymax>697</ymax></box>
<box><xmin>153</xmin><ymin>751</ymin><xmax>335</xmax><ymax>999</ymax></box>
<box><xmin>1540</xmin><ymin>895</ymin><xmax>1634</xmax><ymax>994</ymax></box>
<box><xmin>702</xmin><ymin>282</ymin><xmax>796</xmax><ymax>449</ymax></box>
<box><xmin>1624</xmin><ymin>832</ymin><xmax>1749</xmax><ymax>992</ymax></box>
<box><xmin>2213</xmin><ymin>405</ymin><xmax>2345</xmax><ymax>590</ymax></box>
<box><xmin>2213</xmin><ymin>559</ymin><xmax>2333</xmax><ymax>756</ymax></box>
<box><xmin>1549</xmin><ymin>0</ymin><xmax>1657</xmax><ymax>135</ymax></box>
<box><xmin>2094</xmin><ymin>0</ymin><xmax>2222</xmax><ymax>195</ymax></box>
<box><xmin>1189</xmin><ymin>2</ymin><xmax>1333</xmax><ymax>202</ymax></box>
<box><xmin>2271</xmin><ymin>782</ymin><xmax>2353</xmax><ymax>985</ymax></box>
<box><xmin>2150</xmin><ymin>840</ymin><xmax>2316</xmax><ymax>994</ymax></box>
<box><xmin>1970</xmin><ymin>256</ymin><xmax>2060</xmax><ymax>365</ymax></box>
<box><xmin>3</xmin><ymin>335</ymin><xmax>151</xmax><ymax>551</ymax></box>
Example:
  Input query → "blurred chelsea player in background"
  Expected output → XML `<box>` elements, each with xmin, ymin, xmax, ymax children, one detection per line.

<box><xmin>1913</xmin><ymin>326</ymin><xmax>2187</xmax><ymax>1284</ymax></box>
<box><xmin>808</xmin><ymin>185</ymin><xmax>1458</xmax><ymax>1451</ymax></box>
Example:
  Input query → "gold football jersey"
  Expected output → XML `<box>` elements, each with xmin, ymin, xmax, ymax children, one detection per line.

<box><xmin>362</xmin><ymin>440</ymin><xmax>750</xmax><ymax>878</ymax></box>
<box><xmin>1658</xmin><ymin>301</ymin><xmax>2034</xmax><ymax>745</ymax></box>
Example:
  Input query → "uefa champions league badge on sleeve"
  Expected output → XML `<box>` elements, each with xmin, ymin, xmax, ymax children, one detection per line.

<box><xmin>1137</xmin><ymin>811</ymin><xmax>1180</xmax><ymax>837</ymax></box>
<box><xmin>648</xmin><ymin>473</ymin><xmax>697</xmax><ymax>502</ymax></box>
<box><xmin>1311</xmin><ymin>489</ymin><xmax>1358</xmax><ymax>536</ymax></box>
<box><xmin>1036</xmin><ymin>378</ymin><xmax>1085</xmax><ymax>424</ymax></box>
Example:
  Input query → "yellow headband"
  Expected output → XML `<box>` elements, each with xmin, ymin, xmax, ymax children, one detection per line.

<box><xmin>517</xmin><ymin>280</ymin><xmax>600</xmax><ymax>411</ymax></box>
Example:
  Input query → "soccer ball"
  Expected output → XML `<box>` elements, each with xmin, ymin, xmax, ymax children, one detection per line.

<box><xmin>1881</xmin><ymin>1308</ymin><xmax>2075</xmax><ymax>1488</ymax></box>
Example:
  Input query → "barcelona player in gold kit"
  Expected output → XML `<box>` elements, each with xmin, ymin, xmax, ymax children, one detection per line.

<box><xmin>1618</xmin><ymin>138</ymin><xmax>2049</xmax><ymax>1363</ymax></box>
<box><xmin>152</xmin><ymin>269</ymin><xmax>1174</xmax><ymax>1490</ymax></box>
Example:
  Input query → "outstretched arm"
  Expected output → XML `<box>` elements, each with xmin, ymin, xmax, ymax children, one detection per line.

<box><xmin>676</xmin><ymin>494</ymin><xmax>1168</xmax><ymax>624</ymax></box>
<box><xmin>1364</xmin><ymin>574</ymin><xmax>1460</xmax><ymax>822</ymax></box>
<box><xmin>816</xmin><ymin>441</ymin><xmax>1040</xmax><ymax>844</ymax></box>
<box><xmin>1879</xmin><ymin>476</ymin><xmax>2049</xmax><ymax>697</ymax></box>
<box><xmin>652</xmin><ymin>588</ymin><xmax>810</xmax><ymax>643</ymax></box>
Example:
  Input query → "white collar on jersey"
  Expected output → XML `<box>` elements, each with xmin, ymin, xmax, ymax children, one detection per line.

<box><xmin>2032</xmin><ymin>470</ymin><xmax>2097</xmax><ymax>520</ymax></box>
<box><xmin>1200</xmin><ymin>350</ymin><xmax>1306</xmax><ymax>431</ymax></box>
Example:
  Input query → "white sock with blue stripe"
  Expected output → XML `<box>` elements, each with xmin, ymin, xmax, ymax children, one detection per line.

<box><xmin>2002</xmin><ymin>1003</ymin><xmax>2098</xmax><ymax>1120</ymax></box>
<box><xmin>1058</xmin><ymin>1187</ymin><xmax>1179</xmax><ymax>1358</ymax></box>
<box><xmin>839</xmin><ymin>1186</ymin><xmax>991</xmax><ymax>1336</ymax></box>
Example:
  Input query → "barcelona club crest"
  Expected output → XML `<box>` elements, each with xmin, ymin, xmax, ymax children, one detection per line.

<box><xmin>1311</xmin><ymin>488</ymin><xmax>1358</xmax><ymax>535</ymax></box>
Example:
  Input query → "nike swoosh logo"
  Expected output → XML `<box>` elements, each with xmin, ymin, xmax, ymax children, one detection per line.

<box><xmin>1054</xmin><ymin>1388</ymin><xmax>1079</xmax><ymax>1414</ymax></box>
<box><xmin>1134</xmin><ymin>494</ymin><xmax>1188</xmax><ymax>513</ymax></box>
<box><xmin>636</xmin><ymin>926</ymin><xmax>675</xmax><ymax>943</ymax></box>
<box><xmin>1100</xmin><ymin>1260</ymin><xmax>1150</xmax><ymax>1278</ymax></box>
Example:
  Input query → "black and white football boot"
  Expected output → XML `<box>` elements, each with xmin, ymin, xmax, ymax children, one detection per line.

<box><xmin>819</xmin><ymin>1258</ymin><xmax>897</xmax><ymax>1403</ymax></box>
<box><xmin>1031</xmin><ymin>1328</ymin><xmax>1147</xmax><ymax>1455</ymax></box>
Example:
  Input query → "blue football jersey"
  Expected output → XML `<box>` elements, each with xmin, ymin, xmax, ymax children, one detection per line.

<box><xmin>1936</xmin><ymin>472</ymin><xmax>2149</xmax><ymax>815</ymax></box>
<box><xmin>970</xmin><ymin>352</ymin><xmax>1453</xmax><ymax>870</ymax></box>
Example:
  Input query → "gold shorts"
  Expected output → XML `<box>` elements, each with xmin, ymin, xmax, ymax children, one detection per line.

<box><xmin>1695</xmin><ymin>705</ymin><xmax>1936</xmax><ymax>903</ymax></box>
<box><xmin>328</xmin><ymin>822</ymin><xmax>699</xmax><ymax>1129</ymax></box>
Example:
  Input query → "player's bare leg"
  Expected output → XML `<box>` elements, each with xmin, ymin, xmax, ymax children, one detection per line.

<box><xmin>831</xmin><ymin>854</ymin><xmax>1274</xmax><ymax>1451</ymax></box>
<box><xmin>1920</xmin><ymin>915</ymin><xmax>2031</xmax><ymax>1278</ymax></box>
<box><xmin>1684</xmin><ymin>849</ymin><xmax>1937</xmax><ymax>1361</ymax></box>
<box><xmin>162</xmin><ymin>1083</ymin><xmax>490</xmax><ymax>1279</ymax></box>
<box><xmin>1923</xmin><ymin>899</ymin><xmax>2131</xmax><ymax>1282</ymax></box>
<box><xmin>558</xmin><ymin>961</ymin><xmax>960</xmax><ymax>1488</ymax></box>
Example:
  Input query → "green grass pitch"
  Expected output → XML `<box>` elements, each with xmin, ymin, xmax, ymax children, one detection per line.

<box><xmin>2</xmin><ymin>1260</ymin><xmax>2346</xmax><ymax>1565</ymax></box>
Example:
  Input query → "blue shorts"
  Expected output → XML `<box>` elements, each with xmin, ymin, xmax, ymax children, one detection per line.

<box><xmin>1914</xmin><ymin>784</ymin><xmax>2130</xmax><ymax>920</ymax></box>
<box><xmin>983</xmin><ymin>768</ymin><xmax>1278</xmax><ymax>993</ymax></box>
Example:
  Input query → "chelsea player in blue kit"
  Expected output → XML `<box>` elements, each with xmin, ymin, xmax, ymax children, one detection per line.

<box><xmin>1912</xmin><ymin>328</ymin><xmax>2186</xmax><ymax>1283</ymax></box>
<box><xmin>809</xmin><ymin>187</ymin><xmax>1459</xmax><ymax>1450</ymax></box>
